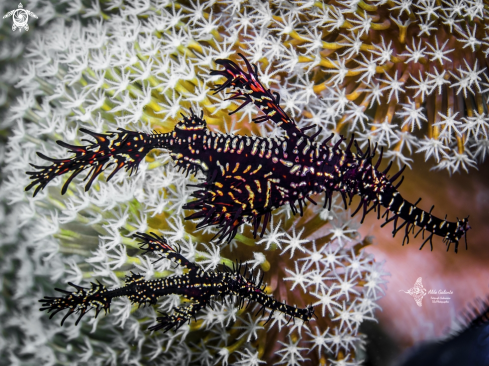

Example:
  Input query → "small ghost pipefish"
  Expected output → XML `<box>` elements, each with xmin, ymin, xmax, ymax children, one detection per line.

<box><xmin>39</xmin><ymin>232</ymin><xmax>314</xmax><ymax>331</ymax></box>
<box><xmin>25</xmin><ymin>54</ymin><xmax>470</xmax><ymax>252</ymax></box>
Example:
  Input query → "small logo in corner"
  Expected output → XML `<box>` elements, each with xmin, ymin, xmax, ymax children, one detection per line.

<box><xmin>400</xmin><ymin>277</ymin><xmax>427</xmax><ymax>307</ymax></box>
<box><xmin>3</xmin><ymin>3</ymin><xmax>38</xmax><ymax>32</ymax></box>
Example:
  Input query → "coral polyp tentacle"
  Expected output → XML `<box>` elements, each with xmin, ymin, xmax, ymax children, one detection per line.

<box><xmin>39</xmin><ymin>232</ymin><xmax>314</xmax><ymax>331</ymax></box>
<box><xmin>25</xmin><ymin>55</ymin><xmax>470</xmax><ymax>251</ymax></box>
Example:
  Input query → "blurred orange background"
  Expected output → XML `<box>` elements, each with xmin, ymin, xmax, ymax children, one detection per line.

<box><xmin>358</xmin><ymin>154</ymin><xmax>489</xmax><ymax>354</ymax></box>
